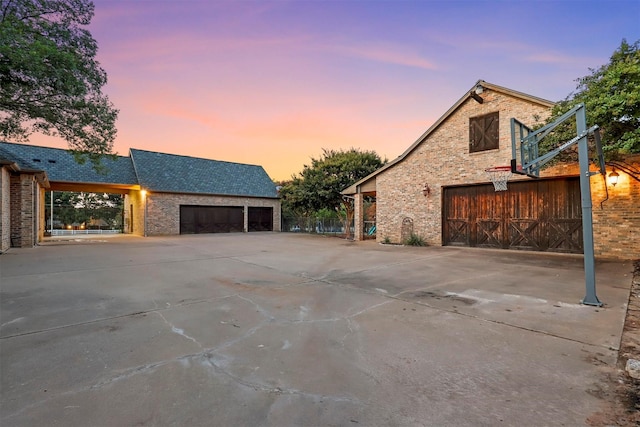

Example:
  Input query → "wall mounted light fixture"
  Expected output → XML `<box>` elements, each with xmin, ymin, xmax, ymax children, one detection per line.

<box><xmin>608</xmin><ymin>169</ymin><xmax>619</xmax><ymax>187</ymax></box>
<box><xmin>470</xmin><ymin>91</ymin><xmax>483</xmax><ymax>104</ymax></box>
<box><xmin>422</xmin><ymin>183</ymin><xmax>431</xmax><ymax>197</ymax></box>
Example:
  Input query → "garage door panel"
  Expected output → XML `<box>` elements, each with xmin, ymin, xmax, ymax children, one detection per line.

<box><xmin>476</xmin><ymin>219</ymin><xmax>503</xmax><ymax>248</ymax></box>
<box><xmin>547</xmin><ymin>219</ymin><xmax>583</xmax><ymax>253</ymax></box>
<box><xmin>444</xmin><ymin>177</ymin><xmax>582</xmax><ymax>254</ymax></box>
<box><xmin>443</xmin><ymin>186</ymin><xmax>474</xmax><ymax>246</ymax></box>
<box><xmin>180</xmin><ymin>206</ymin><xmax>196</xmax><ymax>234</ymax></box>
<box><xmin>180</xmin><ymin>206</ymin><xmax>243</xmax><ymax>234</ymax></box>
<box><xmin>509</xmin><ymin>219</ymin><xmax>544</xmax><ymax>251</ymax></box>
<box><xmin>248</xmin><ymin>207</ymin><xmax>273</xmax><ymax>232</ymax></box>
<box><xmin>445</xmin><ymin>219</ymin><xmax>471</xmax><ymax>246</ymax></box>
<box><xmin>228</xmin><ymin>208</ymin><xmax>244</xmax><ymax>232</ymax></box>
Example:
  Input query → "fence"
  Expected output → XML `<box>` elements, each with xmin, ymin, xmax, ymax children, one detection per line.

<box><xmin>282</xmin><ymin>217</ymin><xmax>349</xmax><ymax>235</ymax></box>
<box><xmin>49</xmin><ymin>229</ymin><xmax>122</xmax><ymax>236</ymax></box>
<box><xmin>282</xmin><ymin>217</ymin><xmax>375</xmax><ymax>239</ymax></box>
<box><xmin>45</xmin><ymin>205</ymin><xmax>124</xmax><ymax>233</ymax></box>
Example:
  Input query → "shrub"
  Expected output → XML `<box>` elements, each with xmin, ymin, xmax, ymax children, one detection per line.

<box><xmin>405</xmin><ymin>233</ymin><xmax>427</xmax><ymax>246</ymax></box>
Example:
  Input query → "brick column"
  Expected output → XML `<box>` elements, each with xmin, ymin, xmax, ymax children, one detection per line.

<box><xmin>9</xmin><ymin>174</ymin><xmax>36</xmax><ymax>248</ymax></box>
<box><xmin>244</xmin><ymin>204</ymin><xmax>249</xmax><ymax>232</ymax></box>
<box><xmin>354</xmin><ymin>193</ymin><xmax>364</xmax><ymax>241</ymax></box>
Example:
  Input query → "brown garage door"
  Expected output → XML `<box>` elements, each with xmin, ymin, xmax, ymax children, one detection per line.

<box><xmin>180</xmin><ymin>205</ymin><xmax>244</xmax><ymax>234</ymax></box>
<box><xmin>248</xmin><ymin>207</ymin><xmax>273</xmax><ymax>231</ymax></box>
<box><xmin>442</xmin><ymin>177</ymin><xmax>583</xmax><ymax>253</ymax></box>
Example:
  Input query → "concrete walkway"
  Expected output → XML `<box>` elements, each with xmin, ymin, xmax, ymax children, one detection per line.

<box><xmin>0</xmin><ymin>233</ymin><xmax>634</xmax><ymax>426</ymax></box>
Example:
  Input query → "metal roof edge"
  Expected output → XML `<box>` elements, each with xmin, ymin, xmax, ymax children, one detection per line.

<box><xmin>143</xmin><ymin>189</ymin><xmax>279</xmax><ymax>199</ymax></box>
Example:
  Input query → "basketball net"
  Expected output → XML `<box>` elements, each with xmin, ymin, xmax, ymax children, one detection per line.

<box><xmin>485</xmin><ymin>166</ymin><xmax>512</xmax><ymax>192</ymax></box>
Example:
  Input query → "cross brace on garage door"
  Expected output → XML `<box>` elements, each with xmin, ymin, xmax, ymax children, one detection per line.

<box><xmin>510</xmin><ymin>104</ymin><xmax>606</xmax><ymax>306</ymax></box>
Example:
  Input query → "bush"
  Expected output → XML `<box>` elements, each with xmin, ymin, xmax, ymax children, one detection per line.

<box><xmin>405</xmin><ymin>233</ymin><xmax>427</xmax><ymax>246</ymax></box>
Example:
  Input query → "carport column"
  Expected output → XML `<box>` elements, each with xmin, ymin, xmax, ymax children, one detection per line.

<box><xmin>354</xmin><ymin>192</ymin><xmax>364</xmax><ymax>241</ymax></box>
<box><xmin>244</xmin><ymin>204</ymin><xmax>248</xmax><ymax>232</ymax></box>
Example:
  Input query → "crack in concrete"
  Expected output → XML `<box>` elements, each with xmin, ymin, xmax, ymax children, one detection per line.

<box><xmin>234</xmin><ymin>294</ymin><xmax>276</xmax><ymax>322</ymax></box>
<box><xmin>3</xmin><ymin>292</ymin><xmax>387</xmax><ymax>421</ymax></box>
<box><xmin>156</xmin><ymin>311</ymin><xmax>203</xmax><ymax>349</ymax></box>
<box><xmin>0</xmin><ymin>294</ymin><xmax>239</xmax><ymax>340</ymax></box>
<box><xmin>0</xmin><ymin>317</ymin><xmax>25</xmax><ymax>328</ymax></box>
<box><xmin>196</xmin><ymin>351</ymin><xmax>364</xmax><ymax>405</ymax></box>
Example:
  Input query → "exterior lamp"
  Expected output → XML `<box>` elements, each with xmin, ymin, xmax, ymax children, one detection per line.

<box><xmin>608</xmin><ymin>169</ymin><xmax>619</xmax><ymax>187</ymax></box>
<box><xmin>422</xmin><ymin>183</ymin><xmax>431</xmax><ymax>197</ymax></box>
<box><xmin>470</xmin><ymin>87</ymin><xmax>483</xmax><ymax>104</ymax></box>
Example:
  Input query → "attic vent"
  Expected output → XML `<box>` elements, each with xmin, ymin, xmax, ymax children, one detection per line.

<box><xmin>32</xmin><ymin>158</ymin><xmax>41</xmax><ymax>162</ymax></box>
<box><xmin>48</xmin><ymin>159</ymin><xmax>56</xmax><ymax>163</ymax></box>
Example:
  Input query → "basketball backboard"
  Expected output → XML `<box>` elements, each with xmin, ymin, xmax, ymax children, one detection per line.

<box><xmin>510</xmin><ymin>118</ymin><xmax>539</xmax><ymax>177</ymax></box>
<box><xmin>510</xmin><ymin>104</ymin><xmax>606</xmax><ymax>179</ymax></box>
<box><xmin>508</xmin><ymin>103</ymin><xmax>605</xmax><ymax>306</ymax></box>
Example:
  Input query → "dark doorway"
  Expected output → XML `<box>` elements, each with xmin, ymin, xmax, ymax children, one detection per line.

<box><xmin>180</xmin><ymin>205</ymin><xmax>244</xmax><ymax>234</ymax></box>
<box><xmin>248</xmin><ymin>207</ymin><xmax>273</xmax><ymax>231</ymax></box>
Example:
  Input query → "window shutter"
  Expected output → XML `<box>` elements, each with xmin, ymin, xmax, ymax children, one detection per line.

<box><xmin>469</xmin><ymin>112</ymin><xmax>499</xmax><ymax>153</ymax></box>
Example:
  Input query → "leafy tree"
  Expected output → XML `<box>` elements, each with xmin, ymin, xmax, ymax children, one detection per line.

<box><xmin>46</xmin><ymin>191</ymin><xmax>123</xmax><ymax>228</ymax></box>
<box><xmin>280</xmin><ymin>148</ymin><xmax>386</xmax><ymax>238</ymax></box>
<box><xmin>0</xmin><ymin>0</ymin><xmax>118</xmax><ymax>167</ymax></box>
<box><xmin>543</xmin><ymin>39</ymin><xmax>640</xmax><ymax>158</ymax></box>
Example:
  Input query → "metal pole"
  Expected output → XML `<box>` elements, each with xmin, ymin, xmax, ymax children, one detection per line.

<box><xmin>576</xmin><ymin>106</ymin><xmax>602</xmax><ymax>306</ymax></box>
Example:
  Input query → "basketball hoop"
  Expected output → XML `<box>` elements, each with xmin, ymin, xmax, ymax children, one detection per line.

<box><xmin>485</xmin><ymin>166</ymin><xmax>512</xmax><ymax>191</ymax></box>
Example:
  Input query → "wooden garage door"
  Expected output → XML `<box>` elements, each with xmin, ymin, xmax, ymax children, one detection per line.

<box><xmin>443</xmin><ymin>177</ymin><xmax>583</xmax><ymax>253</ymax></box>
<box><xmin>180</xmin><ymin>206</ymin><xmax>244</xmax><ymax>234</ymax></box>
<box><xmin>248</xmin><ymin>207</ymin><xmax>273</xmax><ymax>232</ymax></box>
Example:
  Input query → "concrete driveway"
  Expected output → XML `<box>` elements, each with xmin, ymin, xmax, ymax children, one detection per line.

<box><xmin>0</xmin><ymin>233</ymin><xmax>633</xmax><ymax>426</ymax></box>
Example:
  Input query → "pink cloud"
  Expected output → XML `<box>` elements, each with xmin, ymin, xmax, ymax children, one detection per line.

<box><xmin>325</xmin><ymin>42</ymin><xmax>437</xmax><ymax>70</ymax></box>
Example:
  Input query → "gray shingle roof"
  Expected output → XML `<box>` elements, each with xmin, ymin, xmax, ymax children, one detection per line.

<box><xmin>0</xmin><ymin>142</ymin><xmax>137</xmax><ymax>185</ymax></box>
<box><xmin>130</xmin><ymin>149</ymin><xmax>278</xmax><ymax>198</ymax></box>
<box><xmin>0</xmin><ymin>142</ymin><xmax>278</xmax><ymax>198</ymax></box>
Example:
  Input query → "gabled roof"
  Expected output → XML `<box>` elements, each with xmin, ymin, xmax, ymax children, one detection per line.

<box><xmin>129</xmin><ymin>149</ymin><xmax>278</xmax><ymax>198</ymax></box>
<box><xmin>342</xmin><ymin>80</ymin><xmax>555</xmax><ymax>195</ymax></box>
<box><xmin>0</xmin><ymin>142</ymin><xmax>278</xmax><ymax>199</ymax></box>
<box><xmin>0</xmin><ymin>141</ymin><xmax>137</xmax><ymax>186</ymax></box>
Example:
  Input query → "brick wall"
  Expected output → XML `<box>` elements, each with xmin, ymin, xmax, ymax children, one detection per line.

<box><xmin>1</xmin><ymin>167</ymin><xmax>10</xmax><ymax>252</ymax></box>
<box><xmin>37</xmin><ymin>185</ymin><xmax>45</xmax><ymax>243</ymax></box>
<box><xmin>125</xmin><ymin>190</ymin><xmax>281</xmax><ymax>236</ymax></box>
<box><xmin>9</xmin><ymin>174</ymin><xmax>22</xmax><ymax>246</ymax></box>
<box><xmin>124</xmin><ymin>191</ymin><xmax>146</xmax><ymax>235</ymax></box>
<box><xmin>376</xmin><ymin>88</ymin><xmax>550</xmax><ymax>245</ymax></box>
<box><xmin>542</xmin><ymin>156</ymin><xmax>640</xmax><ymax>259</ymax></box>
<box><xmin>9</xmin><ymin>173</ymin><xmax>38</xmax><ymax>248</ymax></box>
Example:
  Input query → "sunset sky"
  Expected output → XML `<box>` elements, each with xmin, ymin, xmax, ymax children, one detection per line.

<box><xmin>31</xmin><ymin>0</ymin><xmax>640</xmax><ymax>181</ymax></box>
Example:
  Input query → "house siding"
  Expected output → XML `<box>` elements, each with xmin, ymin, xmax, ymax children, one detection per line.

<box><xmin>376</xmin><ymin>88</ymin><xmax>550</xmax><ymax>246</ymax></box>
<box><xmin>125</xmin><ymin>191</ymin><xmax>281</xmax><ymax>236</ymax></box>
<box><xmin>541</xmin><ymin>158</ymin><xmax>640</xmax><ymax>259</ymax></box>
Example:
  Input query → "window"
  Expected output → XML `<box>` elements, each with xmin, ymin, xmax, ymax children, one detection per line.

<box><xmin>469</xmin><ymin>111</ymin><xmax>499</xmax><ymax>153</ymax></box>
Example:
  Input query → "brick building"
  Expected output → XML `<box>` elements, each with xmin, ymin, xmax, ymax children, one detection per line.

<box><xmin>343</xmin><ymin>80</ymin><xmax>640</xmax><ymax>259</ymax></box>
<box><xmin>0</xmin><ymin>143</ymin><xmax>280</xmax><ymax>252</ymax></box>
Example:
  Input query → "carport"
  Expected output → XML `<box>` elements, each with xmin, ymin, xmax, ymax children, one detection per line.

<box><xmin>1</xmin><ymin>142</ymin><xmax>281</xmax><ymax>247</ymax></box>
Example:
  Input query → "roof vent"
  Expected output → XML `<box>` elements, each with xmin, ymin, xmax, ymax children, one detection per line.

<box><xmin>32</xmin><ymin>158</ymin><xmax>41</xmax><ymax>162</ymax></box>
<box><xmin>48</xmin><ymin>159</ymin><xmax>56</xmax><ymax>163</ymax></box>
